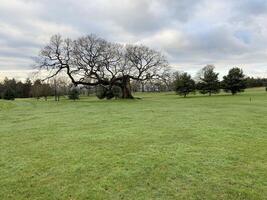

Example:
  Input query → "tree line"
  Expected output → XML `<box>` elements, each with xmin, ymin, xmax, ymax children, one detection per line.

<box><xmin>245</xmin><ymin>77</ymin><xmax>267</xmax><ymax>88</ymax></box>
<box><xmin>1</xmin><ymin>65</ymin><xmax>266</xmax><ymax>100</ymax></box>
<box><xmin>0</xmin><ymin>78</ymin><xmax>32</xmax><ymax>100</ymax></box>
<box><xmin>0</xmin><ymin>77</ymin><xmax>79</xmax><ymax>100</ymax></box>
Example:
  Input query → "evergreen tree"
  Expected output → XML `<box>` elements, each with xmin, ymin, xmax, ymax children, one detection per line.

<box><xmin>197</xmin><ymin>65</ymin><xmax>220</xmax><ymax>96</ymax></box>
<box><xmin>16</xmin><ymin>81</ymin><xmax>25</xmax><ymax>98</ymax></box>
<box><xmin>174</xmin><ymin>72</ymin><xmax>195</xmax><ymax>97</ymax></box>
<box><xmin>0</xmin><ymin>83</ymin><xmax>4</xmax><ymax>99</ymax></box>
<box><xmin>22</xmin><ymin>78</ymin><xmax>32</xmax><ymax>98</ymax></box>
<box><xmin>3</xmin><ymin>78</ymin><xmax>17</xmax><ymax>97</ymax></box>
<box><xmin>222</xmin><ymin>67</ymin><xmax>246</xmax><ymax>95</ymax></box>
<box><xmin>2</xmin><ymin>87</ymin><xmax>16</xmax><ymax>100</ymax></box>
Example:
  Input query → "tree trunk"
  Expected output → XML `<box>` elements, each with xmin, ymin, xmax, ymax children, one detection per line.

<box><xmin>121</xmin><ymin>76</ymin><xmax>134</xmax><ymax>99</ymax></box>
<box><xmin>141</xmin><ymin>82</ymin><xmax>145</xmax><ymax>92</ymax></box>
<box><xmin>54</xmin><ymin>80</ymin><xmax>57</xmax><ymax>101</ymax></box>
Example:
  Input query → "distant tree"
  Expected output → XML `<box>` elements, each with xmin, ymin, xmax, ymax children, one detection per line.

<box><xmin>15</xmin><ymin>81</ymin><xmax>24</xmax><ymax>98</ymax></box>
<box><xmin>222</xmin><ymin>67</ymin><xmax>246</xmax><ymax>95</ymax></box>
<box><xmin>3</xmin><ymin>78</ymin><xmax>17</xmax><ymax>97</ymax></box>
<box><xmin>0</xmin><ymin>77</ymin><xmax>50</xmax><ymax>99</ymax></box>
<box><xmin>31</xmin><ymin>80</ymin><xmax>43</xmax><ymax>99</ymax></box>
<box><xmin>82</xmin><ymin>85</ymin><xmax>95</xmax><ymax>96</ymax></box>
<box><xmin>157</xmin><ymin>68</ymin><xmax>175</xmax><ymax>92</ymax></box>
<box><xmin>263</xmin><ymin>81</ymin><xmax>267</xmax><ymax>92</ymax></box>
<box><xmin>52</xmin><ymin>79</ymin><xmax>59</xmax><ymax>101</ymax></box>
<box><xmin>2</xmin><ymin>78</ymin><xmax>33</xmax><ymax>98</ymax></box>
<box><xmin>196</xmin><ymin>65</ymin><xmax>220</xmax><ymax>96</ymax></box>
<box><xmin>245</xmin><ymin>77</ymin><xmax>267</xmax><ymax>88</ymax></box>
<box><xmin>2</xmin><ymin>87</ymin><xmax>16</xmax><ymax>100</ymax></box>
<box><xmin>0</xmin><ymin>78</ymin><xmax>33</xmax><ymax>99</ymax></box>
<box><xmin>0</xmin><ymin>83</ymin><xmax>4</xmax><ymax>99</ymax></box>
<box><xmin>174</xmin><ymin>72</ymin><xmax>195</xmax><ymax>97</ymax></box>
<box><xmin>42</xmin><ymin>83</ymin><xmax>52</xmax><ymax>101</ymax></box>
<box><xmin>22</xmin><ymin>78</ymin><xmax>32</xmax><ymax>98</ymax></box>
<box><xmin>68</xmin><ymin>87</ymin><xmax>80</xmax><ymax>100</ymax></box>
<box><xmin>52</xmin><ymin>77</ymin><xmax>69</xmax><ymax>101</ymax></box>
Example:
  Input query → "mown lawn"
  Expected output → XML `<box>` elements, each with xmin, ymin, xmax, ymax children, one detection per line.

<box><xmin>0</xmin><ymin>88</ymin><xmax>267</xmax><ymax>200</ymax></box>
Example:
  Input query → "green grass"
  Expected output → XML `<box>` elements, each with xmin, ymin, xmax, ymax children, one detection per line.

<box><xmin>0</xmin><ymin>88</ymin><xmax>267</xmax><ymax>200</ymax></box>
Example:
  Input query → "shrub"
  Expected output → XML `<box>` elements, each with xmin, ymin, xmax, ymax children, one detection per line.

<box><xmin>96</xmin><ymin>85</ymin><xmax>107</xmax><ymax>99</ymax></box>
<box><xmin>68</xmin><ymin>88</ymin><xmax>80</xmax><ymax>100</ymax></box>
<box><xmin>111</xmin><ymin>86</ymin><xmax>122</xmax><ymax>99</ymax></box>
<box><xmin>105</xmin><ymin>90</ymin><xmax>114</xmax><ymax>100</ymax></box>
<box><xmin>96</xmin><ymin>85</ymin><xmax>123</xmax><ymax>99</ymax></box>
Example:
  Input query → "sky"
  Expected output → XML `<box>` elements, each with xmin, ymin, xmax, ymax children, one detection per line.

<box><xmin>0</xmin><ymin>0</ymin><xmax>267</xmax><ymax>80</ymax></box>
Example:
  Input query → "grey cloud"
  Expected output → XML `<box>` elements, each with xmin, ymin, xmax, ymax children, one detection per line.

<box><xmin>0</xmin><ymin>0</ymin><xmax>267</xmax><ymax>79</ymax></box>
<box><xmin>235</xmin><ymin>0</ymin><xmax>267</xmax><ymax>16</ymax></box>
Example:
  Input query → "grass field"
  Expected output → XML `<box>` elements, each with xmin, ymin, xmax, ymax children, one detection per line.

<box><xmin>0</xmin><ymin>88</ymin><xmax>267</xmax><ymax>200</ymax></box>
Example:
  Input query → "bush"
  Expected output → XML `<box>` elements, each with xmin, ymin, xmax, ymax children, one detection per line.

<box><xmin>96</xmin><ymin>85</ymin><xmax>107</xmax><ymax>99</ymax></box>
<box><xmin>68</xmin><ymin>88</ymin><xmax>80</xmax><ymax>100</ymax></box>
<box><xmin>96</xmin><ymin>85</ymin><xmax>122</xmax><ymax>99</ymax></box>
<box><xmin>111</xmin><ymin>86</ymin><xmax>122</xmax><ymax>99</ymax></box>
<box><xmin>105</xmin><ymin>90</ymin><xmax>114</xmax><ymax>100</ymax></box>
<box><xmin>2</xmin><ymin>88</ymin><xmax>16</xmax><ymax>100</ymax></box>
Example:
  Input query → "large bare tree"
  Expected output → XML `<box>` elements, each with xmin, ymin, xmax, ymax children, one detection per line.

<box><xmin>37</xmin><ymin>34</ymin><xmax>168</xmax><ymax>99</ymax></box>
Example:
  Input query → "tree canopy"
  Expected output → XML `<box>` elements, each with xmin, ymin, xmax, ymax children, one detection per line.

<box><xmin>37</xmin><ymin>34</ymin><xmax>168</xmax><ymax>99</ymax></box>
<box><xmin>196</xmin><ymin>65</ymin><xmax>220</xmax><ymax>96</ymax></box>
<box><xmin>174</xmin><ymin>72</ymin><xmax>195</xmax><ymax>97</ymax></box>
<box><xmin>222</xmin><ymin>67</ymin><xmax>246</xmax><ymax>95</ymax></box>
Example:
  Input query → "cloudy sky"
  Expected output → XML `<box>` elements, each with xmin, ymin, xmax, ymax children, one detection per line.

<box><xmin>0</xmin><ymin>0</ymin><xmax>267</xmax><ymax>80</ymax></box>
